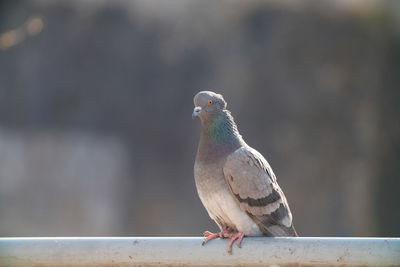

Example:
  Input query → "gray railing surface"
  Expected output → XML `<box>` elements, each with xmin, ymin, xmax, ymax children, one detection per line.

<box><xmin>0</xmin><ymin>237</ymin><xmax>399</xmax><ymax>266</ymax></box>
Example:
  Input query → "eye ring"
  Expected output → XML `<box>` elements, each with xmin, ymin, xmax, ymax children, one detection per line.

<box><xmin>208</xmin><ymin>100</ymin><xmax>213</xmax><ymax>105</ymax></box>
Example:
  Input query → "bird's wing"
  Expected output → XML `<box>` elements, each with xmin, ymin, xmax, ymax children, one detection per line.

<box><xmin>223</xmin><ymin>146</ymin><xmax>297</xmax><ymax>236</ymax></box>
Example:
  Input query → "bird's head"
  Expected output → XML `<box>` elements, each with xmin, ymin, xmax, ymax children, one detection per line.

<box><xmin>192</xmin><ymin>91</ymin><xmax>227</xmax><ymax>121</ymax></box>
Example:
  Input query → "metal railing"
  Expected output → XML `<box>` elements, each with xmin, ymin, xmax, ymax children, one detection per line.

<box><xmin>0</xmin><ymin>237</ymin><xmax>399</xmax><ymax>266</ymax></box>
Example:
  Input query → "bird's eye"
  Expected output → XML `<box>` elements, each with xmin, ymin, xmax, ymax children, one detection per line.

<box><xmin>208</xmin><ymin>100</ymin><xmax>213</xmax><ymax>105</ymax></box>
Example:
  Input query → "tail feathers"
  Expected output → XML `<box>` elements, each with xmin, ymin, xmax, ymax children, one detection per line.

<box><xmin>249</xmin><ymin>213</ymin><xmax>298</xmax><ymax>237</ymax></box>
<box><xmin>290</xmin><ymin>224</ymin><xmax>299</xmax><ymax>237</ymax></box>
<box><xmin>262</xmin><ymin>224</ymin><xmax>298</xmax><ymax>237</ymax></box>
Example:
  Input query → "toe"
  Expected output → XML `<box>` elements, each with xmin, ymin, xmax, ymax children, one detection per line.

<box><xmin>236</xmin><ymin>233</ymin><xmax>244</xmax><ymax>248</ymax></box>
<box><xmin>203</xmin><ymin>231</ymin><xmax>213</xmax><ymax>237</ymax></box>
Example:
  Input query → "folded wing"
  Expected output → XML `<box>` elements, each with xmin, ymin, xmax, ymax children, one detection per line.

<box><xmin>223</xmin><ymin>146</ymin><xmax>297</xmax><ymax>236</ymax></box>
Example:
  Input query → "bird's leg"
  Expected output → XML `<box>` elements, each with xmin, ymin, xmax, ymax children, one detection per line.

<box><xmin>202</xmin><ymin>227</ymin><xmax>233</xmax><ymax>245</ymax></box>
<box><xmin>226</xmin><ymin>232</ymin><xmax>244</xmax><ymax>254</ymax></box>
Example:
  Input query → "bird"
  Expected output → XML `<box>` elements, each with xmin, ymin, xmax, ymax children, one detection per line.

<box><xmin>192</xmin><ymin>91</ymin><xmax>297</xmax><ymax>253</ymax></box>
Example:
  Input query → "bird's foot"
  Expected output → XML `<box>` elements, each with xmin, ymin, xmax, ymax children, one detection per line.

<box><xmin>202</xmin><ymin>227</ymin><xmax>233</xmax><ymax>245</ymax></box>
<box><xmin>226</xmin><ymin>232</ymin><xmax>244</xmax><ymax>254</ymax></box>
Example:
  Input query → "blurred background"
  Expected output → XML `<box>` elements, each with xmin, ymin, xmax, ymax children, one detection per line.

<box><xmin>0</xmin><ymin>0</ymin><xmax>399</xmax><ymax>237</ymax></box>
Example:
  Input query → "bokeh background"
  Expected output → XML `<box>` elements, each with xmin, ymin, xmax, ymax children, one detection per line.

<box><xmin>1</xmin><ymin>0</ymin><xmax>399</xmax><ymax>237</ymax></box>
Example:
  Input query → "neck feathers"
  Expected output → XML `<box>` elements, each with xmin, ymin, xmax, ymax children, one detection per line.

<box><xmin>203</xmin><ymin>110</ymin><xmax>241</xmax><ymax>144</ymax></box>
<box><xmin>197</xmin><ymin>110</ymin><xmax>242</xmax><ymax>163</ymax></box>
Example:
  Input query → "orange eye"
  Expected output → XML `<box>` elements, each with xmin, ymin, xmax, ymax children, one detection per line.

<box><xmin>208</xmin><ymin>100</ymin><xmax>213</xmax><ymax>105</ymax></box>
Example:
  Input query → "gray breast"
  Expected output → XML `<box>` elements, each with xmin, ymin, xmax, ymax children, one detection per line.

<box><xmin>194</xmin><ymin>160</ymin><xmax>229</xmax><ymax>228</ymax></box>
<box><xmin>194</xmin><ymin>160</ymin><xmax>263</xmax><ymax>236</ymax></box>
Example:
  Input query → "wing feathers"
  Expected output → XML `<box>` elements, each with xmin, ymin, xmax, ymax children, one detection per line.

<box><xmin>223</xmin><ymin>146</ymin><xmax>297</xmax><ymax>237</ymax></box>
<box><xmin>234</xmin><ymin>188</ymin><xmax>281</xmax><ymax>207</ymax></box>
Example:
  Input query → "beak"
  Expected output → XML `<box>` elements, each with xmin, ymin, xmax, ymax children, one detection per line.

<box><xmin>192</xmin><ymin>106</ymin><xmax>202</xmax><ymax>119</ymax></box>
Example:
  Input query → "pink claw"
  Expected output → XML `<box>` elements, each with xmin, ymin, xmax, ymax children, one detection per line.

<box><xmin>202</xmin><ymin>227</ymin><xmax>233</xmax><ymax>245</ymax></box>
<box><xmin>227</xmin><ymin>232</ymin><xmax>244</xmax><ymax>254</ymax></box>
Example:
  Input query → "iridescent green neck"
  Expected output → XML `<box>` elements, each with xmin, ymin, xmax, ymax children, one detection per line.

<box><xmin>202</xmin><ymin>111</ymin><xmax>241</xmax><ymax>144</ymax></box>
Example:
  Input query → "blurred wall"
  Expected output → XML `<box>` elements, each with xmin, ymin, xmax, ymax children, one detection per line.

<box><xmin>0</xmin><ymin>0</ymin><xmax>399</xmax><ymax>237</ymax></box>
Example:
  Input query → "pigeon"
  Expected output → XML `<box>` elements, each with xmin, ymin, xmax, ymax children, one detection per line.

<box><xmin>192</xmin><ymin>91</ymin><xmax>297</xmax><ymax>253</ymax></box>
